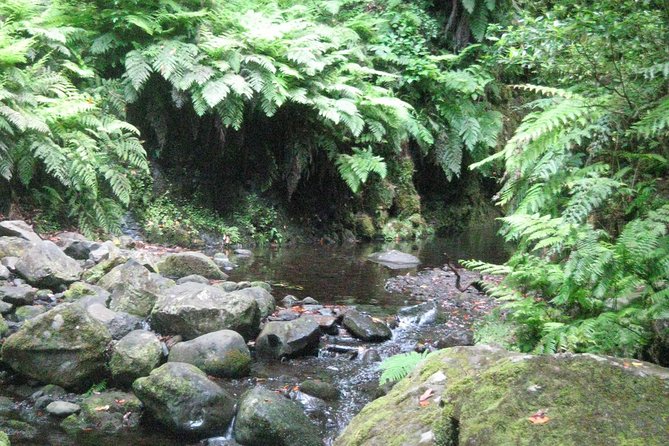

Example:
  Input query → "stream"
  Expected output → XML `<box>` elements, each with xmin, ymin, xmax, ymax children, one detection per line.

<box><xmin>1</xmin><ymin>224</ymin><xmax>508</xmax><ymax>445</ymax></box>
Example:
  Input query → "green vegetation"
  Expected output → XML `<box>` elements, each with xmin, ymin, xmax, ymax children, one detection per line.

<box><xmin>379</xmin><ymin>350</ymin><xmax>431</xmax><ymax>385</ymax></box>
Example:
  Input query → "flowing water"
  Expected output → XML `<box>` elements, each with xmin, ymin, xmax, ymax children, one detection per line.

<box><xmin>2</xmin><ymin>224</ymin><xmax>508</xmax><ymax>445</ymax></box>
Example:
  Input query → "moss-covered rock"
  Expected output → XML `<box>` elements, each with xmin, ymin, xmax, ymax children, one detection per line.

<box><xmin>1</xmin><ymin>303</ymin><xmax>112</xmax><ymax>389</ymax></box>
<box><xmin>167</xmin><ymin>329</ymin><xmax>251</xmax><ymax>378</ymax></box>
<box><xmin>157</xmin><ymin>252</ymin><xmax>227</xmax><ymax>280</ymax></box>
<box><xmin>15</xmin><ymin>241</ymin><xmax>82</xmax><ymax>288</ymax></box>
<box><xmin>81</xmin><ymin>256</ymin><xmax>127</xmax><ymax>284</ymax></box>
<box><xmin>109</xmin><ymin>330</ymin><xmax>163</xmax><ymax>385</ymax></box>
<box><xmin>354</xmin><ymin>213</ymin><xmax>376</xmax><ymax>239</ymax></box>
<box><xmin>335</xmin><ymin>345</ymin><xmax>669</xmax><ymax>446</ymax></box>
<box><xmin>300</xmin><ymin>379</ymin><xmax>339</xmax><ymax>401</ymax></box>
<box><xmin>61</xmin><ymin>391</ymin><xmax>142</xmax><ymax>436</ymax></box>
<box><xmin>0</xmin><ymin>431</ymin><xmax>8</xmax><ymax>446</ymax></box>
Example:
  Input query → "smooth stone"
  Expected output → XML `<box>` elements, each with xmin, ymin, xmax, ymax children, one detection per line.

<box><xmin>367</xmin><ymin>250</ymin><xmax>420</xmax><ymax>269</ymax></box>
<box><xmin>157</xmin><ymin>252</ymin><xmax>227</xmax><ymax>280</ymax></box>
<box><xmin>46</xmin><ymin>401</ymin><xmax>80</xmax><ymax>416</ymax></box>
<box><xmin>14</xmin><ymin>305</ymin><xmax>46</xmax><ymax>322</ymax></box>
<box><xmin>342</xmin><ymin>309</ymin><xmax>392</xmax><ymax>342</ymax></box>
<box><xmin>109</xmin><ymin>330</ymin><xmax>163</xmax><ymax>385</ymax></box>
<box><xmin>255</xmin><ymin>317</ymin><xmax>321</xmax><ymax>359</ymax></box>
<box><xmin>176</xmin><ymin>274</ymin><xmax>209</xmax><ymax>285</ymax></box>
<box><xmin>168</xmin><ymin>329</ymin><xmax>251</xmax><ymax>378</ymax></box>
<box><xmin>0</xmin><ymin>265</ymin><xmax>9</xmax><ymax>280</ymax></box>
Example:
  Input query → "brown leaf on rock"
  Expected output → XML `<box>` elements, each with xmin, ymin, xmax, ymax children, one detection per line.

<box><xmin>528</xmin><ymin>409</ymin><xmax>550</xmax><ymax>425</ymax></box>
<box><xmin>419</xmin><ymin>388</ymin><xmax>434</xmax><ymax>403</ymax></box>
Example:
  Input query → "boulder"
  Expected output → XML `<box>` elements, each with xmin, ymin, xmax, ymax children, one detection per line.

<box><xmin>234</xmin><ymin>387</ymin><xmax>322</xmax><ymax>446</ymax></box>
<box><xmin>132</xmin><ymin>362</ymin><xmax>235</xmax><ymax>435</ymax></box>
<box><xmin>342</xmin><ymin>309</ymin><xmax>392</xmax><ymax>342</ymax></box>
<box><xmin>0</xmin><ymin>220</ymin><xmax>42</xmax><ymax>242</ymax></box>
<box><xmin>81</xmin><ymin>255</ymin><xmax>127</xmax><ymax>284</ymax></box>
<box><xmin>335</xmin><ymin>345</ymin><xmax>669</xmax><ymax>446</ymax></box>
<box><xmin>85</xmin><ymin>304</ymin><xmax>143</xmax><ymax>340</ymax></box>
<box><xmin>0</xmin><ymin>237</ymin><xmax>33</xmax><ymax>259</ymax></box>
<box><xmin>15</xmin><ymin>241</ymin><xmax>82</xmax><ymax>288</ymax></box>
<box><xmin>0</xmin><ymin>264</ymin><xmax>9</xmax><ymax>280</ymax></box>
<box><xmin>1</xmin><ymin>303</ymin><xmax>112</xmax><ymax>388</ymax></box>
<box><xmin>367</xmin><ymin>250</ymin><xmax>420</xmax><ymax>269</ymax></box>
<box><xmin>46</xmin><ymin>401</ymin><xmax>80</xmax><ymax>417</ymax></box>
<box><xmin>300</xmin><ymin>379</ymin><xmax>339</xmax><ymax>401</ymax></box>
<box><xmin>14</xmin><ymin>305</ymin><xmax>46</xmax><ymax>321</ymax></box>
<box><xmin>98</xmin><ymin>260</ymin><xmax>174</xmax><ymax>317</ymax></box>
<box><xmin>61</xmin><ymin>391</ymin><xmax>142</xmax><ymax>435</ymax></box>
<box><xmin>176</xmin><ymin>274</ymin><xmax>209</xmax><ymax>285</ymax></box>
<box><xmin>168</xmin><ymin>330</ymin><xmax>250</xmax><ymax>378</ymax></box>
<box><xmin>88</xmin><ymin>241</ymin><xmax>120</xmax><ymax>263</ymax></box>
<box><xmin>255</xmin><ymin>317</ymin><xmax>321</xmax><ymax>360</ymax></box>
<box><xmin>0</xmin><ymin>284</ymin><xmax>37</xmax><ymax>305</ymax></box>
<box><xmin>157</xmin><ymin>252</ymin><xmax>227</xmax><ymax>280</ymax></box>
<box><xmin>230</xmin><ymin>287</ymin><xmax>276</xmax><ymax>319</ymax></box>
<box><xmin>151</xmin><ymin>283</ymin><xmax>260</xmax><ymax>340</ymax></box>
<box><xmin>109</xmin><ymin>330</ymin><xmax>163</xmax><ymax>385</ymax></box>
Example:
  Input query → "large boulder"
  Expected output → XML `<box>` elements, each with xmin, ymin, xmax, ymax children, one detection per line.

<box><xmin>1</xmin><ymin>303</ymin><xmax>112</xmax><ymax>388</ymax></box>
<box><xmin>85</xmin><ymin>303</ymin><xmax>143</xmax><ymax>339</ymax></box>
<box><xmin>15</xmin><ymin>241</ymin><xmax>82</xmax><ymax>288</ymax></box>
<box><xmin>367</xmin><ymin>250</ymin><xmax>420</xmax><ymax>269</ymax></box>
<box><xmin>168</xmin><ymin>330</ymin><xmax>251</xmax><ymax>378</ymax></box>
<box><xmin>0</xmin><ymin>220</ymin><xmax>42</xmax><ymax>242</ymax></box>
<box><xmin>157</xmin><ymin>252</ymin><xmax>227</xmax><ymax>280</ymax></box>
<box><xmin>109</xmin><ymin>330</ymin><xmax>163</xmax><ymax>385</ymax></box>
<box><xmin>335</xmin><ymin>345</ymin><xmax>669</xmax><ymax>446</ymax></box>
<box><xmin>342</xmin><ymin>309</ymin><xmax>392</xmax><ymax>342</ymax></box>
<box><xmin>61</xmin><ymin>391</ymin><xmax>142</xmax><ymax>435</ymax></box>
<box><xmin>132</xmin><ymin>362</ymin><xmax>235</xmax><ymax>435</ymax></box>
<box><xmin>0</xmin><ymin>237</ymin><xmax>33</xmax><ymax>258</ymax></box>
<box><xmin>234</xmin><ymin>387</ymin><xmax>322</xmax><ymax>446</ymax></box>
<box><xmin>255</xmin><ymin>317</ymin><xmax>321</xmax><ymax>360</ymax></box>
<box><xmin>150</xmin><ymin>283</ymin><xmax>260</xmax><ymax>340</ymax></box>
<box><xmin>98</xmin><ymin>260</ymin><xmax>174</xmax><ymax>317</ymax></box>
<box><xmin>0</xmin><ymin>284</ymin><xmax>37</xmax><ymax>305</ymax></box>
<box><xmin>231</xmin><ymin>287</ymin><xmax>276</xmax><ymax>319</ymax></box>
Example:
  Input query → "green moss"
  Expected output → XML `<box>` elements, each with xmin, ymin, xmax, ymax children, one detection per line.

<box><xmin>0</xmin><ymin>431</ymin><xmax>8</xmax><ymax>446</ymax></box>
<box><xmin>218</xmin><ymin>349</ymin><xmax>251</xmax><ymax>378</ymax></box>
<box><xmin>354</xmin><ymin>213</ymin><xmax>376</xmax><ymax>239</ymax></box>
<box><xmin>63</xmin><ymin>282</ymin><xmax>96</xmax><ymax>301</ymax></box>
<box><xmin>82</xmin><ymin>256</ymin><xmax>127</xmax><ymax>284</ymax></box>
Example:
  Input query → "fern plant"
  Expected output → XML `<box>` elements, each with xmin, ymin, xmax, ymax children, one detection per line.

<box><xmin>379</xmin><ymin>350</ymin><xmax>432</xmax><ymax>385</ymax></box>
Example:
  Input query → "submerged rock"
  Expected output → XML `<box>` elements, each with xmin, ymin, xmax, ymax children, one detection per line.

<box><xmin>15</xmin><ymin>241</ymin><xmax>82</xmax><ymax>288</ymax></box>
<box><xmin>1</xmin><ymin>303</ymin><xmax>111</xmax><ymax>388</ymax></box>
<box><xmin>234</xmin><ymin>387</ymin><xmax>322</xmax><ymax>446</ymax></box>
<box><xmin>367</xmin><ymin>250</ymin><xmax>420</xmax><ymax>269</ymax></box>
<box><xmin>132</xmin><ymin>362</ymin><xmax>235</xmax><ymax>435</ymax></box>
<box><xmin>168</xmin><ymin>329</ymin><xmax>251</xmax><ymax>378</ymax></box>
<box><xmin>255</xmin><ymin>317</ymin><xmax>321</xmax><ymax>359</ymax></box>
<box><xmin>335</xmin><ymin>345</ymin><xmax>669</xmax><ymax>446</ymax></box>
<box><xmin>109</xmin><ymin>330</ymin><xmax>163</xmax><ymax>385</ymax></box>
<box><xmin>157</xmin><ymin>252</ymin><xmax>227</xmax><ymax>280</ymax></box>
<box><xmin>342</xmin><ymin>309</ymin><xmax>392</xmax><ymax>342</ymax></box>
<box><xmin>150</xmin><ymin>282</ymin><xmax>260</xmax><ymax>340</ymax></box>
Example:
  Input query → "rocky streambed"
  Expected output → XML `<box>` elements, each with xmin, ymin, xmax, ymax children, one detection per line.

<box><xmin>0</xmin><ymin>220</ymin><xmax>497</xmax><ymax>446</ymax></box>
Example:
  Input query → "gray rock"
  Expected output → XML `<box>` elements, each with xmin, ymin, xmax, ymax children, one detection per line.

<box><xmin>60</xmin><ymin>391</ymin><xmax>142</xmax><ymax>435</ymax></box>
<box><xmin>256</xmin><ymin>317</ymin><xmax>321</xmax><ymax>359</ymax></box>
<box><xmin>435</xmin><ymin>330</ymin><xmax>474</xmax><ymax>349</ymax></box>
<box><xmin>132</xmin><ymin>362</ymin><xmax>235</xmax><ymax>435</ymax></box>
<box><xmin>0</xmin><ymin>220</ymin><xmax>42</xmax><ymax>242</ymax></box>
<box><xmin>218</xmin><ymin>281</ymin><xmax>239</xmax><ymax>292</ymax></box>
<box><xmin>281</xmin><ymin>295</ymin><xmax>299</xmax><ymax>307</ymax></box>
<box><xmin>310</xmin><ymin>315</ymin><xmax>338</xmax><ymax>335</ymax></box>
<box><xmin>98</xmin><ymin>260</ymin><xmax>175</xmax><ymax>317</ymax></box>
<box><xmin>86</xmin><ymin>303</ymin><xmax>144</xmax><ymax>339</ymax></box>
<box><xmin>109</xmin><ymin>330</ymin><xmax>162</xmax><ymax>385</ymax></box>
<box><xmin>15</xmin><ymin>241</ymin><xmax>82</xmax><ymax>288</ymax></box>
<box><xmin>342</xmin><ymin>309</ymin><xmax>392</xmax><ymax>342</ymax></box>
<box><xmin>64</xmin><ymin>240</ymin><xmax>101</xmax><ymax>261</ymax></box>
<box><xmin>0</xmin><ymin>264</ymin><xmax>9</xmax><ymax>280</ymax></box>
<box><xmin>230</xmin><ymin>287</ymin><xmax>276</xmax><ymax>319</ymax></box>
<box><xmin>88</xmin><ymin>241</ymin><xmax>120</xmax><ymax>263</ymax></box>
<box><xmin>62</xmin><ymin>281</ymin><xmax>110</xmax><ymax>302</ymax></box>
<box><xmin>168</xmin><ymin>329</ymin><xmax>251</xmax><ymax>378</ymax></box>
<box><xmin>302</xmin><ymin>297</ymin><xmax>319</xmax><ymax>305</ymax></box>
<box><xmin>250</xmin><ymin>281</ymin><xmax>271</xmax><ymax>292</ymax></box>
<box><xmin>14</xmin><ymin>305</ymin><xmax>46</xmax><ymax>321</ymax></box>
<box><xmin>361</xmin><ymin>349</ymin><xmax>382</xmax><ymax>363</ymax></box>
<box><xmin>157</xmin><ymin>252</ymin><xmax>227</xmax><ymax>280</ymax></box>
<box><xmin>233</xmin><ymin>249</ymin><xmax>253</xmax><ymax>257</ymax></box>
<box><xmin>0</xmin><ymin>237</ymin><xmax>33</xmax><ymax>259</ymax></box>
<box><xmin>1</xmin><ymin>256</ymin><xmax>18</xmax><ymax>271</ymax></box>
<box><xmin>234</xmin><ymin>387</ymin><xmax>321</xmax><ymax>446</ymax></box>
<box><xmin>1</xmin><ymin>303</ymin><xmax>112</xmax><ymax>388</ymax></box>
<box><xmin>300</xmin><ymin>379</ymin><xmax>339</xmax><ymax>401</ymax></box>
<box><xmin>0</xmin><ymin>301</ymin><xmax>12</xmax><ymax>314</ymax></box>
<box><xmin>367</xmin><ymin>250</ymin><xmax>420</xmax><ymax>269</ymax></box>
<box><xmin>151</xmin><ymin>282</ymin><xmax>260</xmax><ymax>340</ymax></box>
<box><xmin>176</xmin><ymin>274</ymin><xmax>209</xmax><ymax>285</ymax></box>
<box><xmin>46</xmin><ymin>401</ymin><xmax>80</xmax><ymax>416</ymax></box>
<box><xmin>31</xmin><ymin>384</ymin><xmax>66</xmax><ymax>409</ymax></box>
<box><xmin>0</xmin><ymin>284</ymin><xmax>37</xmax><ymax>305</ymax></box>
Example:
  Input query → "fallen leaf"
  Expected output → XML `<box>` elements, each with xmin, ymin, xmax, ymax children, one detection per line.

<box><xmin>94</xmin><ymin>405</ymin><xmax>110</xmax><ymax>412</ymax></box>
<box><xmin>419</xmin><ymin>388</ymin><xmax>434</xmax><ymax>403</ymax></box>
<box><xmin>632</xmin><ymin>362</ymin><xmax>643</xmax><ymax>367</ymax></box>
<box><xmin>115</xmin><ymin>399</ymin><xmax>126</xmax><ymax>404</ymax></box>
<box><xmin>528</xmin><ymin>409</ymin><xmax>550</xmax><ymax>425</ymax></box>
<box><xmin>419</xmin><ymin>400</ymin><xmax>430</xmax><ymax>407</ymax></box>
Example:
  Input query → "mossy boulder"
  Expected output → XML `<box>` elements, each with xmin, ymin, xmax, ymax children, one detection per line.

<box><xmin>109</xmin><ymin>330</ymin><xmax>163</xmax><ymax>385</ymax></box>
<box><xmin>1</xmin><ymin>303</ymin><xmax>112</xmax><ymax>389</ymax></box>
<box><xmin>150</xmin><ymin>282</ymin><xmax>260</xmax><ymax>340</ymax></box>
<box><xmin>157</xmin><ymin>252</ymin><xmax>227</xmax><ymax>280</ymax></box>
<box><xmin>234</xmin><ymin>387</ymin><xmax>322</xmax><ymax>446</ymax></box>
<box><xmin>15</xmin><ymin>241</ymin><xmax>82</xmax><ymax>288</ymax></box>
<box><xmin>354</xmin><ymin>213</ymin><xmax>376</xmax><ymax>239</ymax></box>
<box><xmin>335</xmin><ymin>345</ymin><xmax>669</xmax><ymax>446</ymax></box>
<box><xmin>300</xmin><ymin>379</ymin><xmax>339</xmax><ymax>401</ymax></box>
<box><xmin>61</xmin><ymin>391</ymin><xmax>142</xmax><ymax>436</ymax></box>
<box><xmin>168</xmin><ymin>329</ymin><xmax>251</xmax><ymax>378</ymax></box>
<box><xmin>81</xmin><ymin>256</ymin><xmax>127</xmax><ymax>284</ymax></box>
<box><xmin>0</xmin><ymin>237</ymin><xmax>34</xmax><ymax>259</ymax></box>
<box><xmin>132</xmin><ymin>362</ymin><xmax>235</xmax><ymax>435</ymax></box>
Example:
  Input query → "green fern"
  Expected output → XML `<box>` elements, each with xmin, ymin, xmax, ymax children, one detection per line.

<box><xmin>379</xmin><ymin>350</ymin><xmax>432</xmax><ymax>385</ymax></box>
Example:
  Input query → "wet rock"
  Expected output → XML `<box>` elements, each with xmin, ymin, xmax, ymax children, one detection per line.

<box><xmin>168</xmin><ymin>329</ymin><xmax>251</xmax><ymax>378</ymax></box>
<box><xmin>157</xmin><ymin>252</ymin><xmax>227</xmax><ymax>280</ymax></box>
<box><xmin>361</xmin><ymin>349</ymin><xmax>381</xmax><ymax>363</ymax></box>
<box><xmin>398</xmin><ymin>302</ymin><xmax>439</xmax><ymax>326</ymax></box>
<box><xmin>15</xmin><ymin>241</ymin><xmax>82</xmax><ymax>288</ymax></box>
<box><xmin>1</xmin><ymin>303</ymin><xmax>111</xmax><ymax>388</ymax></box>
<box><xmin>342</xmin><ymin>309</ymin><xmax>392</xmax><ymax>342</ymax></box>
<box><xmin>0</xmin><ymin>265</ymin><xmax>8</xmax><ymax>280</ymax></box>
<box><xmin>310</xmin><ymin>315</ymin><xmax>338</xmax><ymax>335</ymax></box>
<box><xmin>61</xmin><ymin>391</ymin><xmax>142</xmax><ymax>435</ymax></box>
<box><xmin>109</xmin><ymin>330</ymin><xmax>162</xmax><ymax>385</ymax></box>
<box><xmin>281</xmin><ymin>295</ymin><xmax>299</xmax><ymax>307</ymax></box>
<box><xmin>233</xmin><ymin>249</ymin><xmax>253</xmax><ymax>257</ymax></box>
<box><xmin>62</xmin><ymin>236</ymin><xmax>101</xmax><ymax>261</ymax></box>
<box><xmin>231</xmin><ymin>287</ymin><xmax>276</xmax><ymax>319</ymax></box>
<box><xmin>151</xmin><ymin>282</ymin><xmax>260</xmax><ymax>340</ymax></box>
<box><xmin>300</xmin><ymin>379</ymin><xmax>339</xmax><ymax>401</ymax></box>
<box><xmin>98</xmin><ymin>260</ymin><xmax>174</xmax><ymax>317</ymax></box>
<box><xmin>302</xmin><ymin>297</ymin><xmax>319</xmax><ymax>305</ymax></box>
<box><xmin>132</xmin><ymin>362</ymin><xmax>235</xmax><ymax>435</ymax></box>
<box><xmin>0</xmin><ymin>301</ymin><xmax>11</xmax><ymax>315</ymax></box>
<box><xmin>202</xmin><ymin>438</ymin><xmax>242</xmax><ymax>446</ymax></box>
<box><xmin>0</xmin><ymin>237</ymin><xmax>33</xmax><ymax>259</ymax></box>
<box><xmin>86</xmin><ymin>303</ymin><xmax>143</xmax><ymax>339</ymax></box>
<box><xmin>269</xmin><ymin>309</ymin><xmax>300</xmax><ymax>321</ymax></box>
<box><xmin>234</xmin><ymin>387</ymin><xmax>321</xmax><ymax>446</ymax></box>
<box><xmin>367</xmin><ymin>250</ymin><xmax>420</xmax><ymax>270</ymax></box>
<box><xmin>256</xmin><ymin>317</ymin><xmax>321</xmax><ymax>359</ymax></box>
<box><xmin>176</xmin><ymin>274</ymin><xmax>209</xmax><ymax>285</ymax></box>
<box><xmin>46</xmin><ymin>401</ymin><xmax>80</xmax><ymax>416</ymax></box>
<box><xmin>250</xmin><ymin>281</ymin><xmax>271</xmax><ymax>292</ymax></box>
<box><xmin>335</xmin><ymin>345</ymin><xmax>669</xmax><ymax>446</ymax></box>
<box><xmin>31</xmin><ymin>384</ymin><xmax>67</xmax><ymax>409</ymax></box>
<box><xmin>0</xmin><ymin>284</ymin><xmax>37</xmax><ymax>305</ymax></box>
<box><xmin>14</xmin><ymin>305</ymin><xmax>46</xmax><ymax>321</ymax></box>
<box><xmin>434</xmin><ymin>329</ymin><xmax>474</xmax><ymax>348</ymax></box>
<box><xmin>0</xmin><ymin>220</ymin><xmax>42</xmax><ymax>243</ymax></box>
